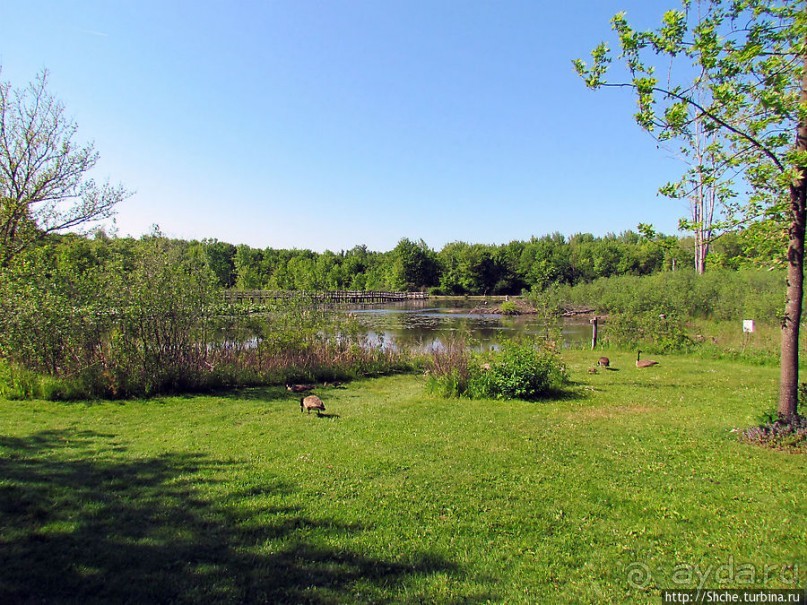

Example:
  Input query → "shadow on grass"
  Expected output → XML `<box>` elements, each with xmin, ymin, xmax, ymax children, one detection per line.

<box><xmin>214</xmin><ymin>385</ymin><xmax>291</xmax><ymax>401</ymax></box>
<box><xmin>0</xmin><ymin>430</ymin><xmax>492</xmax><ymax>604</ymax></box>
<box><xmin>519</xmin><ymin>385</ymin><xmax>589</xmax><ymax>403</ymax></box>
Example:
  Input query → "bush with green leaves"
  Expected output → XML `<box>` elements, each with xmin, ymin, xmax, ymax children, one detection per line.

<box><xmin>101</xmin><ymin>237</ymin><xmax>221</xmax><ymax>396</ymax></box>
<box><xmin>499</xmin><ymin>300</ymin><xmax>519</xmax><ymax>315</ymax></box>
<box><xmin>0</xmin><ymin>244</ymin><xmax>111</xmax><ymax>380</ymax></box>
<box><xmin>427</xmin><ymin>337</ymin><xmax>568</xmax><ymax>401</ymax></box>
<box><xmin>472</xmin><ymin>339</ymin><xmax>568</xmax><ymax>400</ymax></box>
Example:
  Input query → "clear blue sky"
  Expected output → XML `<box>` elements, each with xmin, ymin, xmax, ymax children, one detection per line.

<box><xmin>1</xmin><ymin>0</ymin><xmax>689</xmax><ymax>252</ymax></box>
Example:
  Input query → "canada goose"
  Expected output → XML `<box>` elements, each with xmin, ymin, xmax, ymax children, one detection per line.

<box><xmin>301</xmin><ymin>395</ymin><xmax>326</xmax><ymax>415</ymax></box>
<box><xmin>287</xmin><ymin>383</ymin><xmax>315</xmax><ymax>393</ymax></box>
<box><xmin>636</xmin><ymin>351</ymin><xmax>659</xmax><ymax>368</ymax></box>
<box><xmin>597</xmin><ymin>356</ymin><xmax>610</xmax><ymax>367</ymax></box>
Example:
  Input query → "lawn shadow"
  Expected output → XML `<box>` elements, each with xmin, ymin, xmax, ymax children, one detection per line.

<box><xmin>215</xmin><ymin>385</ymin><xmax>290</xmax><ymax>401</ymax></box>
<box><xmin>525</xmin><ymin>385</ymin><xmax>589</xmax><ymax>403</ymax></box>
<box><xmin>0</xmin><ymin>429</ymin><xmax>493</xmax><ymax>604</ymax></box>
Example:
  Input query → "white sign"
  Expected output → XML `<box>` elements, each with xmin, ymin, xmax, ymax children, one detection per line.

<box><xmin>743</xmin><ymin>320</ymin><xmax>755</xmax><ymax>333</ymax></box>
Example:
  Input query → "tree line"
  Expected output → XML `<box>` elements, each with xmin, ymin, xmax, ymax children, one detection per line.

<box><xmin>187</xmin><ymin>226</ymin><xmax>781</xmax><ymax>295</ymax></box>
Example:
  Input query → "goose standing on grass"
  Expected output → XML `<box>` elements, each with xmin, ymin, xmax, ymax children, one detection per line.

<box><xmin>287</xmin><ymin>383</ymin><xmax>316</xmax><ymax>393</ymax></box>
<box><xmin>301</xmin><ymin>395</ymin><xmax>326</xmax><ymax>415</ymax></box>
<box><xmin>636</xmin><ymin>351</ymin><xmax>659</xmax><ymax>368</ymax></box>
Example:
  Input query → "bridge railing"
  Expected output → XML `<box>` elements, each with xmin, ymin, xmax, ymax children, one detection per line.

<box><xmin>223</xmin><ymin>290</ymin><xmax>428</xmax><ymax>305</ymax></box>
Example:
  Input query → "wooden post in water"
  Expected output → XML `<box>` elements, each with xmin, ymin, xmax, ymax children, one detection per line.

<box><xmin>590</xmin><ymin>317</ymin><xmax>598</xmax><ymax>350</ymax></box>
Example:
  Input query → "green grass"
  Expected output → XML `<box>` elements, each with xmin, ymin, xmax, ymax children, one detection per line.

<box><xmin>1</xmin><ymin>351</ymin><xmax>804</xmax><ymax>604</ymax></box>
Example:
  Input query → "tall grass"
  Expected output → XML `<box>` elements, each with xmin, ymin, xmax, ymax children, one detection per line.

<box><xmin>535</xmin><ymin>269</ymin><xmax>786</xmax><ymax>322</ymax></box>
<box><xmin>532</xmin><ymin>269</ymin><xmax>799</xmax><ymax>361</ymax></box>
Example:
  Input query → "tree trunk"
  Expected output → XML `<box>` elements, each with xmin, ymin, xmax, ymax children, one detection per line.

<box><xmin>695</xmin><ymin>235</ymin><xmax>707</xmax><ymax>275</ymax></box>
<box><xmin>780</xmin><ymin>178</ymin><xmax>806</xmax><ymax>422</ymax></box>
<box><xmin>778</xmin><ymin>50</ymin><xmax>807</xmax><ymax>422</ymax></box>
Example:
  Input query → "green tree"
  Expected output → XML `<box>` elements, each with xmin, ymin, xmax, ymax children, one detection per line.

<box><xmin>343</xmin><ymin>245</ymin><xmax>372</xmax><ymax>290</ymax></box>
<box><xmin>575</xmin><ymin>0</ymin><xmax>806</xmax><ymax>422</ymax></box>
<box><xmin>233</xmin><ymin>245</ymin><xmax>264</xmax><ymax>289</ymax></box>
<box><xmin>0</xmin><ymin>67</ymin><xmax>130</xmax><ymax>266</ymax></box>
<box><xmin>519</xmin><ymin>233</ymin><xmax>572</xmax><ymax>290</ymax></box>
<box><xmin>390</xmin><ymin>238</ymin><xmax>439</xmax><ymax>291</ymax></box>
<box><xmin>197</xmin><ymin>239</ymin><xmax>236</xmax><ymax>288</ymax></box>
<box><xmin>493</xmin><ymin>241</ymin><xmax>528</xmax><ymax>294</ymax></box>
<box><xmin>437</xmin><ymin>242</ymin><xmax>495</xmax><ymax>294</ymax></box>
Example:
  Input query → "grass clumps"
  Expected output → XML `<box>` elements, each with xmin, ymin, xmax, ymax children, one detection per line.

<box><xmin>740</xmin><ymin>417</ymin><xmax>807</xmax><ymax>452</ymax></box>
<box><xmin>426</xmin><ymin>337</ymin><xmax>568</xmax><ymax>400</ymax></box>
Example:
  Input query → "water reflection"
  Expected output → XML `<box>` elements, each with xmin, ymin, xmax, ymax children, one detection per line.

<box><xmin>213</xmin><ymin>298</ymin><xmax>593</xmax><ymax>352</ymax></box>
<box><xmin>346</xmin><ymin>299</ymin><xmax>591</xmax><ymax>351</ymax></box>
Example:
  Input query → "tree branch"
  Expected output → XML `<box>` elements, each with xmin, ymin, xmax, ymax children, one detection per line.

<box><xmin>599</xmin><ymin>82</ymin><xmax>787</xmax><ymax>172</ymax></box>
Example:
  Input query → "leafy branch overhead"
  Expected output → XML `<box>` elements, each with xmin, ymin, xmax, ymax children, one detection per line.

<box><xmin>0</xmin><ymin>67</ymin><xmax>131</xmax><ymax>266</ymax></box>
<box><xmin>574</xmin><ymin>2</ymin><xmax>804</xmax><ymax>170</ymax></box>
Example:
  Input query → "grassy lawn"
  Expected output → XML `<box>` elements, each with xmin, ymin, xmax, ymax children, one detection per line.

<box><xmin>1</xmin><ymin>350</ymin><xmax>804</xmax><ymax>604</ymax></box>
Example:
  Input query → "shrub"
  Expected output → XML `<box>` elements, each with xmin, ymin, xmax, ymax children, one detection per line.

<box><xmin>471</xmin><ymin>339</ymin><xmax>568</xmax><ymax>400</ymax></box>
<box><xmin>427</xmin><ymin>337</ymin><xmax>568</xmax><ymax>401</ymax></box>
<box><xmin>499</xmin><ymin>301</ymin><xmax>519</xmax><ymax>315</ymax></box>
<box><xmin>0</xmin><ymin>360</ymin><xmax>92</xmax><ymax>401</ymax></box>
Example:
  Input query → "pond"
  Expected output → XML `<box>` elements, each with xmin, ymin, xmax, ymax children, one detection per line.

<box><xmin>345</xmin><ymin>298</ymin><xmax>593</xmax><ymax>351</ymax></box>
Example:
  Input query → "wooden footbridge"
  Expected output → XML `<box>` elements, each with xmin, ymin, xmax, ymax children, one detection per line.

<box><xmin>223</xmin><ymin>290</ymin><xmax>428</xmax><ymax>305</ymax></box>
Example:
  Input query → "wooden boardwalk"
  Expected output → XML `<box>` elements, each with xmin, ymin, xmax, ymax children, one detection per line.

<box><xmin>223</xmin><ymin>290</ymin><xmax>428</xmax><ymax>305</ymax></box>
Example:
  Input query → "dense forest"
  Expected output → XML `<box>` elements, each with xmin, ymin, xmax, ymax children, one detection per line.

<box><xmin>130</xmin><ymin>221</ymin><xmax>783</xmax><ymax>295</ymax></box>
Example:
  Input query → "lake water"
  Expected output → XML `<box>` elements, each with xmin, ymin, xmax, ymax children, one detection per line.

<box><xmin>345</xmin><ymin>298</ymin><xmax>592</xmax><ymax>351</ymax></box>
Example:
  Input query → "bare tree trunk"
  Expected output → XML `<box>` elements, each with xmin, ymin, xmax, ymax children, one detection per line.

<box><xmin>695</xmin><ymin>233</ymin><xmax>707</xmax><ymax>275</ymax></box>
<box><xmin>778</xmin><ymin>51</ymin><xmax>807</xmax><ymax>422</ymax></box>
<box><xmin>690</xmin><ymin>120</ymin><xmax>717</xmax><ymax>276</ymax></box>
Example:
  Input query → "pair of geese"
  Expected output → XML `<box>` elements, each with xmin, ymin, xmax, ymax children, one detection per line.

<box><xmin>596</xmin><ymin>352</ymin><xmax>659</xmax><ymax>369</ymax></box>
<box><xmin>287</xmin><ymin>383</ymin><xmax>327</xmax><ymax>414</ymax></box>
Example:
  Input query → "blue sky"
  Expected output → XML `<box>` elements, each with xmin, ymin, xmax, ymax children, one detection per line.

<box><xmin>0</xmin><ymin>0</ymin><xmax>690</xmax><ymax>252</ymax></box>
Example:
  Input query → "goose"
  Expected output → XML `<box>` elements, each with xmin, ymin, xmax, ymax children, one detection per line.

<box><xmin>597</xmin><ymin>356</ymin><xmax>610</xmax><ymax>367</ymax></box>
<box><xmin>301</xmin><ymin>395</ymin><xmax>326</xmax><ymax>415</ymax></box>
<box><xmin>636</xmin><ymin>351</ymin><xmax>659</xmax><ymax>368</ymax></box>
<box><xmin>287</xmin><ymin>383</ymin><xmax>315</xmax><ymax>393</ymax></box>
